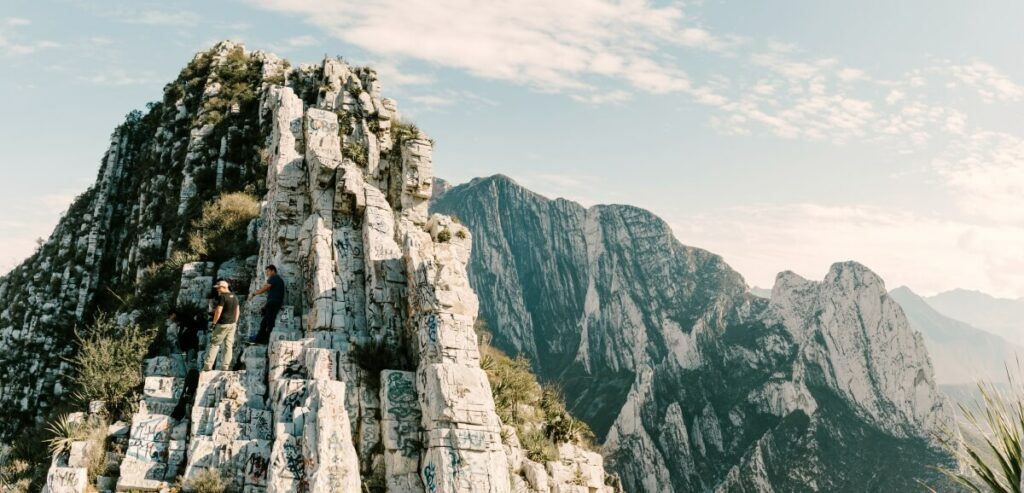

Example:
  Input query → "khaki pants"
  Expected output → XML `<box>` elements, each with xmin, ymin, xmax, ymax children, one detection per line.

<box><xmin>203</xmin><ymin>323</ymin><xmax>237</xmax><ymax>371</ymax></box>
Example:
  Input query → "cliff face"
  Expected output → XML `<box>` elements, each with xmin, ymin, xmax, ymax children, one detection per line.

<box><xmin>3</xmin><ymin>42</ymin><xmax>615</xmax><ymax>493</ymax></box>
<box><xmin>432</xmin><ymin>175</ymin><xmax>958</xmax><ymax>492</ymax></box>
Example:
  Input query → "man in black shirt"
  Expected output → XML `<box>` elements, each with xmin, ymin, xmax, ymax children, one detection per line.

<box><xmin>203</xmin><ymin>280</ymin><xmax>240</xmax><ymax>371</ymax></box>
<box><xmin>249</xmin><ymin>264</ymin><xmax>286</xmax><ymax>345</ymax></box>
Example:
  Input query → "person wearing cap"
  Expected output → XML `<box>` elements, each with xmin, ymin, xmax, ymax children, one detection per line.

<box><xmin>203</xmin><ymin>279</ymin><xmax>240</xmax><ymax>371</ymax></box>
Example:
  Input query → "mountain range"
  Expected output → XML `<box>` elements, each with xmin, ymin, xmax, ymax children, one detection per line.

<box><xmin>925</xmin><ymin>289</ymin><xmax>1024</xmax><ymax>347</ymax></box>
<box><xmin>432</xmin><ymin>175</ymin><xmax>958</xmax><ymax>492</ymax></box>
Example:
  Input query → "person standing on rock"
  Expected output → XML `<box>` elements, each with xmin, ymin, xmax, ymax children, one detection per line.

<box><xmin>249</xmin><ymin>265</ymin><xmax>285</xmax><ymax>345</ymax></box>
<box><xmin>203</xmin><ymin>280</ymin><xmax>240</xmax><ymax>371</ymax></box>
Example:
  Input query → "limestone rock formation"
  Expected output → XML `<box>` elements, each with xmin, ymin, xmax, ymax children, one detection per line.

<box><xmin>0</xmin><ymin>42</ymin><xmax>615</xmax><ymax>492</ymax></box>
<box><xmin>432</xmin><ymin>175</ymin><xmax>959</xmax><ymax>492</ymax></box>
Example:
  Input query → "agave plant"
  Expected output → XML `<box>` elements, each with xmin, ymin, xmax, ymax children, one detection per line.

<box><xmin>934</xmin><ymin>372</ymin><xmax>1024</xmax><ymax>492</ymax></box>
<box><xmin>45</xmin><ymin>414</ymin><xmax>86</xmax><ymax>457</ymax></box>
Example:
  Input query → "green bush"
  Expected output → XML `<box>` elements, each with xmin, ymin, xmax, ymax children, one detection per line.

<box><xmin>187</xmin><ymin>192</ymin><xmax>260</xmax><ymax>263</ymax></box>
<box><xmin>436</xmin><ymin>228</ymin><xmax>452</xmax><ymax>243</ymax></box>
<box><xmin>343</xmin><ymin>142</ymin><xmax>368</xmax><ymax>168</ymax></box>
<box><xmin>71</xmin><ymin>315</ymin><xmax>154</xmax><ymax>421</ymax></box>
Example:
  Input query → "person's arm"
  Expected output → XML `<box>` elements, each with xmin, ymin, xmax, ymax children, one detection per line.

<box><xmin>212</xmin><ymin>305</ymin><xmax>223</xmax><ymax>325</ymax></box>
<box><xmin>252</xmin><ymin>282</ymin><xmax>272</xmax><ymax>297</ymax></box>
<box><xmin>233</xmin><ymin>304</ymin><xmax>240</xmax><ymax>323</ymax></box>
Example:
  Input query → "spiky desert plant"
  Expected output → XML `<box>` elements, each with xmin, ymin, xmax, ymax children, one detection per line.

<box><xmin>45</xmin><ymin>414</ymin><xmax>86</xmax><ymax>456</ymax></box>
<box><xmin>933</xmin><ymin>377</ymin><xmax>1024</xmax><ymax>492</ymax></box>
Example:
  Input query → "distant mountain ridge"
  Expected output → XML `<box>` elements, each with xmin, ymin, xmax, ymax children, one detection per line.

<box><xmin>432</xmin><ymin>174</ymin><xmax>958</xmax><ymax>492</ymax></box>
<box><xmin>891</xmin><ymin>286</ymin><xmax>1023</xmax><ymax>385</ymax></box>
<box><xmin>926</xmin><ymin>289</ymin><xmax>1024</xmax><ymax>346</ymax></box>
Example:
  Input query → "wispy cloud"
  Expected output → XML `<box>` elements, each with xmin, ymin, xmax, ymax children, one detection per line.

<box><xmin>77</xmin><ymin>69</ymin><xmax>159</xmax><ymax>86</ymax></box>
<box><xmin>0</xmin><ymin>17</ymin><xmax>59</xmax><ymax>56</ymax></box>
<box><xmin>245</xmin><ymin>0</ymin><xmax>727</xmax><ymax>100</ymax></box>
<box><xmin>946</xmin><ymin>61</ymin><xmax>1024</xmax><ymax>103</ymax></box>
<box><xmin>670</xmin><ymin>203</ymin><xmax>1024</xmax><ymax>298</ymax></box>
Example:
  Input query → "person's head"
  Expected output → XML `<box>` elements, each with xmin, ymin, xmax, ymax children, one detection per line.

<box><xmin>215</xmin><ymin>280</ymin><xmax>231</xmax><ymax>293</ymax></box>
<box><xmin>265</xmin><ymin>265</ymin><xmax>278</xmax><ymax>277</ymax></box>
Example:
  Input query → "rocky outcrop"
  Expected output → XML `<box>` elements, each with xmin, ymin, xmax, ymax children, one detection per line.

<box><xmin>432</xmin><ymin>175</ymin><xmax>958</xmax><ymax>492</ymax></box>
<box><xmin>16</xmin><ymin>42</ymin><xmax>615</xmax><ymax>493</ymax></box>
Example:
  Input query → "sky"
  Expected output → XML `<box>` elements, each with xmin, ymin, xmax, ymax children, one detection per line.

<box><xmin>1</xmin><ymin>0</ymin><xmax>1022</xmax><ymax>298</ymax></box>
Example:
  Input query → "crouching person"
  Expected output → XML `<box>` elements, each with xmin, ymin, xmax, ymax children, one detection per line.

<box><xmin>203</xmin><ymin>280</ymin><xmax>240</xmax><ymax>371</ymax></box>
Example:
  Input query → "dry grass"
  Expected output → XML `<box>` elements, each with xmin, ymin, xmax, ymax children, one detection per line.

<box><xmin>476</xmin><ymin>319</ymin><xmax>595</xmax><ymax>462</ymax></box>
<box><xmin>180</xmin><ymin>468</ymin><xmax>230</xmax><ymax>493</ymax></box>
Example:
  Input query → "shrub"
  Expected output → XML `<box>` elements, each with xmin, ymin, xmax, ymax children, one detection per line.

<box><xmin>181</xmin><ymin>468</ymin><xmax>230</xmax><ymax>493</ymax></box>
<box><xmin>540</xmin><ymin>386</ymin><xmax>594</xmax><ymax>446</ymax></box>
<box><xmin>187</xmin><ymin>192</ymin><xmax>260</xmax><ymax>263</ymax></box>
<box><xmin>71</xmin><ymin>315</ymin><xmax>154</xmax><ymax>420</ymax></box>
<box><xmin>343</xmin><ymin>142</ymin><xmax>368</xmax><ymax>168</ymax></box>
<box><xmin>436</xmin><ymin>228</ymin><xmax>452</xmax><ymax>243</ymax></box>
<box><xmin>520</xmin><ymin>429</ymin><xmax>557</xmax><ymax>463</ymax></box>
<box><xmin>484</xmin><ymin>350</ymin><xmax>539</xmax><ymax>425</ymax></box>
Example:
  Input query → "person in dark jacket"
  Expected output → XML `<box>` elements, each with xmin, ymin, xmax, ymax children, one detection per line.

<box><xmin>249</xmin><ymin>265</ymin><xmax>286</xmax><ymax>344</ymax></box>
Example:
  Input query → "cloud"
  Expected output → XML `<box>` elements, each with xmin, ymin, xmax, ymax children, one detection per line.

<box><xmin>77</xmin><ymin>69</ymin><xmax>158</xmax><ymax>86</ymax></box>
<box><xmin>933</xmin><ymin>130</ymin><xmax>1024</xmax><ymax>224</ymax></box>
<box><xmin>947</xmin><ymin>61</ymin><xmax>1024</xmax><ymax>103</ymax></box>
<box><xmin>245</xmin><ymin>0</ymin><xmax>727</xmax><ymax>99</ymax></box>
<box><xmin>668</xmin><ymin>203</ymin><xmax>1024</xmax><ymax>298</ymax></box>
<box><xmin>0</xmin><ymin>18</ymin><xmax>59</xmax><ymax>56</ymax></box>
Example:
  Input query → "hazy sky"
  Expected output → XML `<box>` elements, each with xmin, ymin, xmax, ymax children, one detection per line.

<box><xmin>2</xmin><ymin>0</ymin><xmax>1022</xmax><ymax>298</ymax></box>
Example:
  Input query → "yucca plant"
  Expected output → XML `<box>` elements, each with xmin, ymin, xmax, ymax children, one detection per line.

<box><xmin>45</xmin><ymin>414</ymin><xmax>86</xmax><ymax>457</ymax></box>
<box><xmin>932</xmin><ymin>372</ymin><xmax>1024</xmax><ymax>492</ymax></box>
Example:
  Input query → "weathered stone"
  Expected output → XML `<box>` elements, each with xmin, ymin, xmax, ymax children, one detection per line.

<box><xmin>46</xmin><ymin>467</ymin><xmax>88</xmax><ymax>493</ymax></box>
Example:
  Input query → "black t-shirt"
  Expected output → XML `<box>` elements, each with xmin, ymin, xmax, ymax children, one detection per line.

<box><xmin>267</xmin><ymin>274</ymin><xmax>286</xmax><ymax>303</ymax></box>
<box><xmin>216</xmin><ymin>293</ymin><xmax>240</xmax><ymax>324</ymax></box>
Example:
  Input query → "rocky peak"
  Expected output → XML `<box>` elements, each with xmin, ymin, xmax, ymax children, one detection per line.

<box><xmin>0</xmin><ymin>42</ymin><xmax>616</xmax><ymax>493</ymax></box>
<box><xmin>766</xmin><ymin>261</ymin><xmax>954</xmax><ymax>447</ymax></box>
